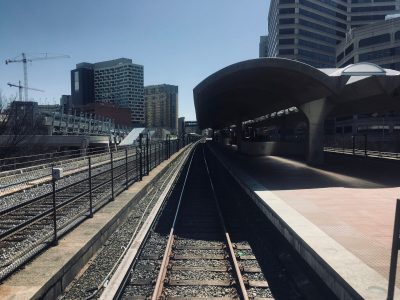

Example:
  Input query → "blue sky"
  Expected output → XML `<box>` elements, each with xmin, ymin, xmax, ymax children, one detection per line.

<box><xmin>0</xmin><ymin>1</ymin><xmax>267</xmax><ymax>120</ymax></box>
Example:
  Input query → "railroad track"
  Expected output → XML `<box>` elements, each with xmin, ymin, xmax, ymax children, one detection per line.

<box><xmin>0</xmin><ymin>141</ymin><xmax>181</xmax><ymax>282</ymax></box>
<box><xmin>113</xmin><ymin>144</ymin><xmax>272</xmax><ymax>299</ymax></box>
<box><xmin>0</xmin><ymin>146</ymin><xmax>139</xmax><ymax>199</ymax></box>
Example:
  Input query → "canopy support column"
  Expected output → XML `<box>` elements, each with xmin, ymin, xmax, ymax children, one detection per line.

<box><xmin>236</xmin><ymin>121</ymin><xmax>243</xmax><ymax>152</ymax></box>
<box><xmin>300</xmin><ymin>98</ymin><xmax>333</xmax><ymax>165</ymax></box>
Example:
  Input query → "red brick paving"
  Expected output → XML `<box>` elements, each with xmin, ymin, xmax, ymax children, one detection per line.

<box><xmin>218</xmin><ymin>146</ymin><xmax>400</xmax><ymax>286</ymax></box>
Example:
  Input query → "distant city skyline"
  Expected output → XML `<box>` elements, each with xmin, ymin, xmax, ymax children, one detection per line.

<box><xmin>0</xmin><ymin>0</ymin><xmax>267</xmax><ymax>121</ymax></box>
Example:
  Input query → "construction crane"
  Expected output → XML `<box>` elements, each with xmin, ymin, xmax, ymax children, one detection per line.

<box><xmin>5</xmin><ymin>52</ymin><xmax>70</xmax><ymax>101</ymax></box>
<box><xmin>7</xmin><ymin>81</ymin><xmax>44</xmax><ymax>102</ymax></box>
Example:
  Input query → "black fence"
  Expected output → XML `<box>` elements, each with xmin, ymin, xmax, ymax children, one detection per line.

<box><xmin>0</xmin><ymin>134</ymin><xmax>199</xmax><ymax>248</ymax></box>
<box><xmin>324</xmin><ymin>134</ymin><xmax>400</xmax><ymax>159</ymax></box>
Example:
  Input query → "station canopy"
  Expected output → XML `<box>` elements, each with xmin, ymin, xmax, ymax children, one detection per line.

<box><xmin>193</xmin><ymin>58</ymin><xmax>400</xmax><ymax>129</ymax></box>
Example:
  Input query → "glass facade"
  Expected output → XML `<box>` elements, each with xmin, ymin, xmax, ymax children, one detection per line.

<box><xmin>263</xmin><ymin>0</ymin><xmax>400</xmax><ymax>69</ymax></box>
<box><xmin>359</xmin><ymin>46</ymin><xmax>400</xmax><ymax>60</ymax></box>
<box><xmin>358</xmin><ymin>33</ymin><xmax>391</xmax><ymax>47</ymax></box>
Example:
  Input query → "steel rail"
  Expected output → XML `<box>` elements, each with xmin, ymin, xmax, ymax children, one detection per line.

<box><xmin>0</xmin><ymin>140</ymin><xmax>185</xmax><ymax>282</ymax></box>
<box><xmin>82</xmin><ymin>146</ymin><xmax>190</xmax><ymax>300</ymax></box>
<box><xmin>151</xmin><ymin>146</ymin><xmax>197</xmax><ymax>300</ymax></box>
<box><xmin>0</xmin><ymin>151</ymin><xmax>146</xmax><ymax>241</ymax></box>
<box><xmin>0</xmin><ymin>149</ymin><xmax>134</xmax><ymax>195</ymax></box>
<box><xmin>96</xmin><ymin>142</ymin><xmax>196</xmax><ymax>300</ymax></box>
<box><xmin>0</xmin><ymin>156</ymin><xmax>143</xmax><ymax>242</ymax></box>
<box><xmin>202</xmin><ymin>145</ymin><xmax>249</xmax><ymax>300</ymax></box>
<box><xmin>0</xmin><ymin>156</ymin><xmax>130</xmax><ymax>217</ymax></box>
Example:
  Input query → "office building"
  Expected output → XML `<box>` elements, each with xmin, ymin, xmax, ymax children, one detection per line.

<box><xmin>259</xmin><ymin>36</ymin><xmax>269</xmax><ymax>58</ymax></box>
<box><xmin>336</xmin><ymin>16</ymin><xmax>400</xmax><ymax>69</ymax></box>
<box><xmin>178</xmin><ymin>117</ymin><xmax>185</xmax><ymax>138</ymax></box>
<box><xmin>261</xmin><ymin>0</ymin><xmax>400</xmax><ymax>68</ymax></box>
<box><xmin>350</xmin><ymin>2</ymin><xmax>399</xmax><ymax>28</ymax></box>
<box><xmin>144</xmin><ymin>84</ymin><xmax>178</xmax><ymax>133</ymax></box>
<box><xmin>60</xmin><ymin>95</ymin><xmax>72</xmax><ymax>112</ymax></box>
<box><xmin>71</xmin><ymin>65</ymin><xmax>94</xmax><ymax>106</ymax></box>
<box><xmin>71</xmin><ymin>58</ymin><xmax>144</xmax><ymax>126</ymax></box>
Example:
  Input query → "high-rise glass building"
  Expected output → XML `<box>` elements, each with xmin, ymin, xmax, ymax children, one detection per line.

<box><xmin>336</xmin><ymin>16</ymin><xmax>400</xmax><ymax>68</ymax></box>
<box><xmin>144</xmin><ymin>84</ymin><xmax>178</xmax><ymax>133</ymax></box>
<box><xmin>261</xmin><ymin>0</ymin><xmax>400</xmax><ymax>68</ymax></box>
<box><xmin>71</xmin><ymin>58</ymin><xmax>145</xmax><ymax>126</ymax></box>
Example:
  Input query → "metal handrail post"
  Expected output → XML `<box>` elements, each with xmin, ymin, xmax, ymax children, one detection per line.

<box><xmin>162</xmin><ymin>139</ymin><xmax>165</xmax><ymax>161</ymax></box>
<box><xmin>51</xmin><ymin>176</ymin><xmax>58</xmax><ymax>246</ymax></box>
<box><xmin>110</xmin><ymin>152</ymin><xmax>114</xmax><ymax>200</ymax></box>
<box><xmin>388</xmin><ymin>199</ymin><xmax>400</xmax><ymax>300</ymax></box>
<box><xmin>139</xmin><ymin>134</ymin><xmax>143</xmax><ymax>181</ymax></box>
<box><xmin>146</xmin><ymin>134</ymin><xmax>149</xmax><ymax>175</ymax></box>
<box><xmin>89</xmin><ymin>157</ymin><xmax>93</xmax><ymax>218</ymax></box>
<box><xmin>125</xmin><ymin>148</ymin><xmax>128</xmax><ymax>190</ymax></box>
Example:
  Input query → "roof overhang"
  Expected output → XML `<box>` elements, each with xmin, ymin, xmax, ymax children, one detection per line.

<box><xmin>193</xmin><ymin>58</ymin><xmax>400</xmax><ymax>129</ymax></box>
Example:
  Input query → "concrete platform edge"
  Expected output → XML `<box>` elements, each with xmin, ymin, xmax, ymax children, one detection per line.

<box><xmin>209</xmin><ymin>145</ymin><xmax>397</xmax><ymax>300</ymax></box>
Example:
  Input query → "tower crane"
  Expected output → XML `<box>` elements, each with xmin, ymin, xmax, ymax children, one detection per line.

<box><xmin>7</xmin><ymin>81</ymin><xmax>44</xmax><ymax>102</ymax></box>
<box><xmin>5</xmin><ymin>52</ymin><xmax>70</xmax><ymax>101</ymax></box>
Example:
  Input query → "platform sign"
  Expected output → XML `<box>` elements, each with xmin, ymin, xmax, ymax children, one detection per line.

<box><xmin>52</xmin><ymin>167</ymin><xmax>63</xmax><ymax>180</ymax></box>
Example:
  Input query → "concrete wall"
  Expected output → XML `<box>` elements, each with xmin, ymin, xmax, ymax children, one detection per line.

<box><xmin>239</xmin><ymin>140</ymin><xmax>306</xmax><ymax>157</ymax></box>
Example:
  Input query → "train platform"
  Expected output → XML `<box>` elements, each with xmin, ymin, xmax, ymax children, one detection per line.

<box><xmin>210</xmin><ymin>143</ymin><xmax>400</xmax><ymax>300</ymax></box>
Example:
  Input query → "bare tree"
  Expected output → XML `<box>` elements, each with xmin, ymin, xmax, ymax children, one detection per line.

<box><xmin>0</xmin><ymin>91</ymin><xmax>12</xmax><ymax>137</ymax></box>
<box><xmin>0</xmin><ymin>95</ymin><xmax>44</xmax><ymax>159</ymax></box>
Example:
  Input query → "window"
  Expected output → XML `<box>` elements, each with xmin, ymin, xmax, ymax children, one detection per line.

<box><xmin>298</xmin><ymin>48</ymin><xmax>335</xmax><ymax>64</ymax></box>
<box><xmin>279</xmin><ymin>28</ymin><xmax>295</xmax><ymax>35</ymax></box>
<box><xmin>351</xmin><ymin>5</ymin><xmax>395</xmax><ymax>12</ymax></box>
<box><xmin>359</xmin><ymin>46</ymin><xmax>400</xmax><ymax>61</ymax></box>
<box><xmin>279</xmin><ymin>18</ymin><xmax>295</xmax><ymax>24</ymax></box>
<box><xmin>351</xmin><ymin>15</ymin><xmax>385</xmax><ymax>22</ymax></box>
<box><xmin>299</xmin><ymin>0</ymin><xmax>347</xmax><ymax>17</ymax></box>
<box><xmin>337</xmin><ymin>51</ymin><xmax>344</xmax><ymax>62</ymax></box>
<box><xmin>298</xmin><ymin>19</ymin><xmax>346</xmax><ymax>38</ymax></box>
<box><xmin>359</xmin><ymin>34</ymin><xmax>390</xmax><ymax>48</ymax></box>
<box><xmin>395</xmin><ymin>31</ymin><xmax>400</xmax><ymax>41</ymax></box>
<box><xmin>298</xmin><ymin>39</ymin><xmax>335</xmax><ymax>53</ymax></box>
<box><xmin>345</xmin><ymin>44</ymin><xmax>354</xmax><ymax>55</ymax></box>
<box><xmin>299</xmin><ymin>8</ymin><xmax>347</xmax><ymax>29</ymax></box>
<box><xmin>340</xmin><ymin>57</ymin><xmax>354</xmax><ymax>67</ymax></box>
<box><xmin>279</xmin><ymin>8</ymin><xmax>295</xmax><ymax>14</ymax></box>
<box><xmin>280</xmin><ymin>38</ymin><xmax>295</xmax><ymax>45</ymax></box>
<box><xmin>74</xmin><ymin>71</ymin><xmax>79</xmax><ymax>92</ymax></box>
<box><xmin>299</xmin><ymin>29</ymin><xmax>338</xmax><ymax>45</ymax></box>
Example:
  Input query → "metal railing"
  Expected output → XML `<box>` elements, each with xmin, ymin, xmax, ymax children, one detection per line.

<box><xmin>0</xmin><ymin>134</ymin><xmax>200</xmax><ymax>281</ymax></box>
<box><xmin>0</xmin><ymin>146</ymin><xmax>110</xmax><ymax>172</ymax></box>
<box><xmin>0</xmin><ymin>135</ymin><xmax>199</xmax><ymax>240</ymax></box>
<box><xmin>324</xmin><ymin>146</ymin><xmax>400</xmax><ymax>160</ymax></box>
